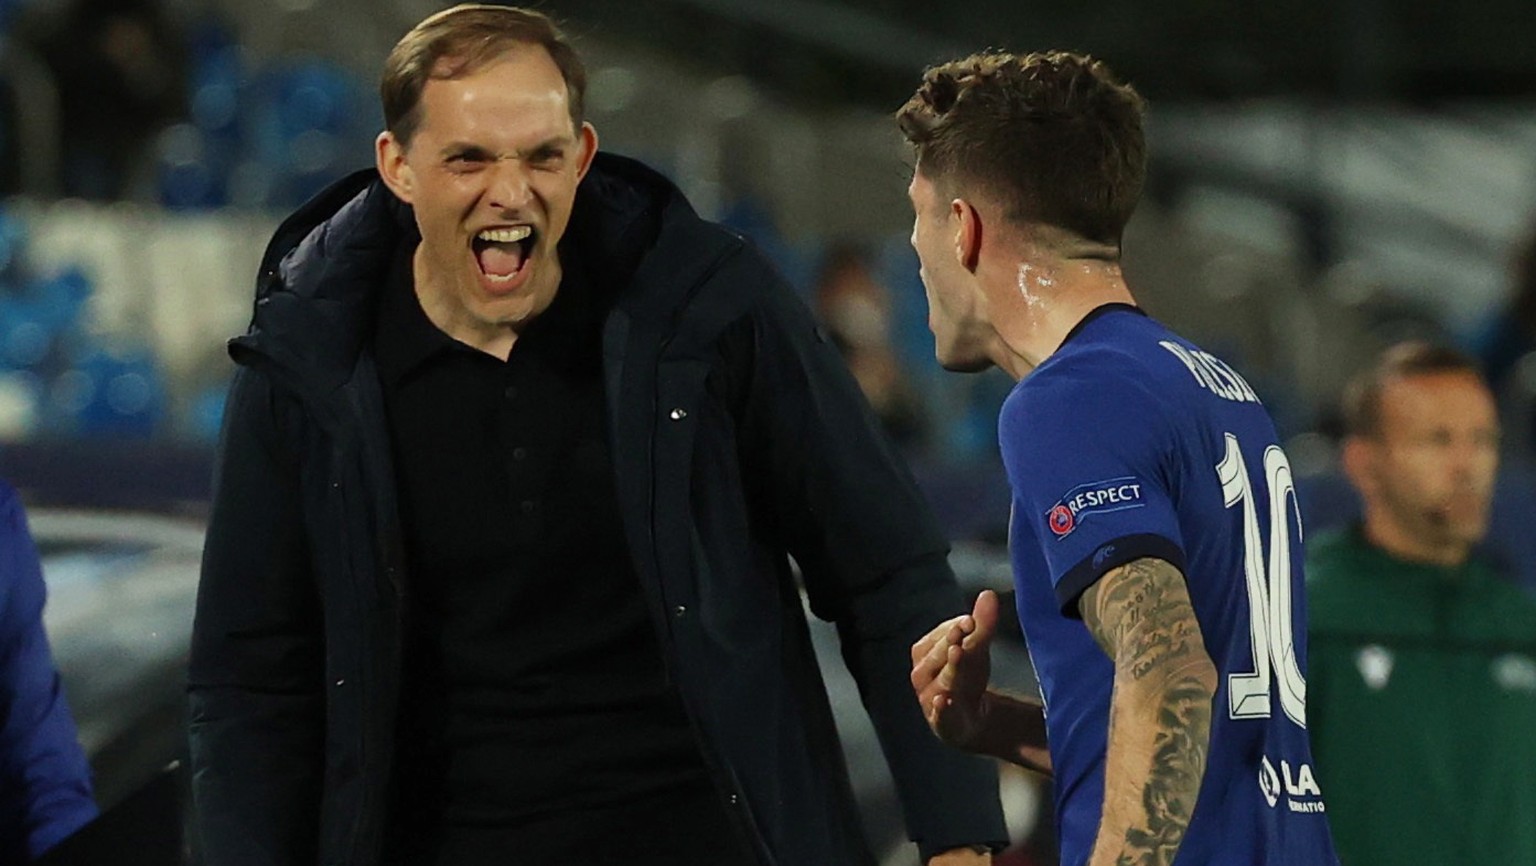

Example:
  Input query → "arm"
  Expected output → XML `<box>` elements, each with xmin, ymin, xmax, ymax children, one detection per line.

<box><xmin>0</xmin><ymin>484</ymin><xmax>97</xmax><ymax>860</ymax></box>
<box><xmin>187</xmin><ymin>368</ymin><xmax>325</xmax><ymax>866</ymax></box>
<box><xmin>733</xmin><ymin>265</ymin><xmax>1007</xmax><ymax>863</ymax></box>
<box><xmin>911</xmin><ymin>590</ymin><xmax>1052</xmax><ymax>775</ymax></box>
<box><xmin>1077</xmin><ymin>557</ymin><xmax>1217</xmax><ymax>866</ymax></box>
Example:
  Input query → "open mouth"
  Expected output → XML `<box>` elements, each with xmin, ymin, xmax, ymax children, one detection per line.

<box><xmin>472</xmin><ymin>225</ymin><xmax>536</xmax><ymax>284</ymax></box>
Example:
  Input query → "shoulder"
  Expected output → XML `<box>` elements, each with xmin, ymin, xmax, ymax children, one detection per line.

<box><xmin>617</xmin><ymin>209</ymin><xmax>770</xmax><ymax>332</ymax></box>
<box><xmin>672</xmin><ymin>226</ymin><xmax>804</xmax><ymax>343</ymax></box>
<box><xmin>1002</xmin><ymin>342</ymin><xmax>1174</xmax><ymax>446</ymax></box>
<box><xmin>1015</xmin><ymin>339</ymin><xmax>1163</xmax><ymax>403</ymax></box>
<box><xmin>0</xmin><ymin>477</ymin><xmax>20</xmax><ymax>519</ymax></box>
<box><xmin>0</xmin><ymin>478</ymin><xmax>28</xmax><ymax>544</ymax></box>
<box><xmin>581</xmin><ymin>153</ymin><xmax>758</xmax><ymax>300</ymax></box>
<box><xmin>1467</xmin><ymin>563</ymin><xmax>1536</xmax><ymax>631</ymax></box>
<box><xmin>266</xmin><ymin>172</ymin><xmax>401</xmax><ymax>299</ymax></box>
<box><xmin>0</xmin><ymin>478</ymin><xmax>38</xmax><ymax>622</ymax></box>
<box><xmin>1304</xmin><ymin>527</ymin><xmax>1361</xmax><ymax>575</ymax></box>
<box><xmin>1305</xmin><ymin>529</ymin><xmax>1384</xmax><ymax>629</ymax></box>
<box><xmin>712</xmin><ymin>237</ymin><xmax>787</xmax><ymax>306</ymax></box>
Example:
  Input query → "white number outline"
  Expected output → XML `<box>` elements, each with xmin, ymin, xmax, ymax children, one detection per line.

<box><xmin>1217</xmin><ymin>433</ymin><xmax>1308</xmax><ymax>728</ymax></box>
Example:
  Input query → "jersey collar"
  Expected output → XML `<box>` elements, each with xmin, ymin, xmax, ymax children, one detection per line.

<box><xmin>1056</xmin><ymin>302</ymin><xmax>1145</xmax><ymax>352</ymax></box>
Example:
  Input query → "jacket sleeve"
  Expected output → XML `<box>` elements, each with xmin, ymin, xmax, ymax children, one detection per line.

<box><xmin>734</xmin><ymin>262</ymin><xmax>1009</xmax><ymax>859</ymax></box>
<box><xmin>0</xmin><ymin>482</ymin><xmax>98</xmax><ymax>861</ymax></box>
<box><xmin>188</xmin><ymin>367</ymin><xmax>324</xmax><ymax>866</ymax></box>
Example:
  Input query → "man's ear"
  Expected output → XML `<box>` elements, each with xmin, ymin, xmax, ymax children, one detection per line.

<box><xmin>1341</xmin><ymin>435</ymin><xmax>1376</xmax><ymax>499</ymax></box>
<box><xmin>952</xmin><ymin>197</ymin><xmax>981</xmax><ymax>273</ymax></box>
<box><xmin>376</xmin><ymin>130</ymin><xmax>415</xmax><ymax>204</ymax></box>
<box><xmin>574</xmin><ymin>121</ymin><xmax>599</xmax><ymax>181</ymax></box>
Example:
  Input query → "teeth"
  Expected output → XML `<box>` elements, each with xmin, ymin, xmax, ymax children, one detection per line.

<box><xmin>477</xmin><ymin>226</ymin><xmax>532</xmax><ymax>243</ymax></box>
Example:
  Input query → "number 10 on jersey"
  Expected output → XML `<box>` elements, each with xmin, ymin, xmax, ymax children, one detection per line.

<box><xmin>1218</xmin><ymin>433</ymin><xmax>1308</xmax><ymax>728</ymax></box>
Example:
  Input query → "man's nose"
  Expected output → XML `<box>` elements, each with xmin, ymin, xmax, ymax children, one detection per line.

<box><xmin>1448</xmin><ymin>435</ymin><xmax>1493</xmax><ymax>478</ymax></box>
<box><xmin>487</xmin><ymin>158</ymin><xmax>533</xmax><ymax>211</ymax></box>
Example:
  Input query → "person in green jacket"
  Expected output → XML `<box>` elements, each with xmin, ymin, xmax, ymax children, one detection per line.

<box><xmin>1308</xmin><ymin>340</ymin><xmax>1536</xmax><ymax>866</ymax></box>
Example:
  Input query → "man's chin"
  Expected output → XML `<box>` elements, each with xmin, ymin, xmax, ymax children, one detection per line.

<box><xmin>1451</xmin><ymin>520</ymin><xmax>1490</xmax><ymax>548</ymax></box>
<box><xmin>479</xmin><ymin>282</ymin><xmax>555</xmax><ymax>327</ymax></box>
<box><xmin>938</xmin><ymin>354</ymin><xmax>994</xmax><ymax>374</ymax></box>
<box><xmin>1415</xmin><ymin>516</ymin><xmax>1487</xmax><ymax>555</ymax></box>
<box><xmin>478</xmin><ymin>298</ymin><xmax>536</xmax><ymax>329</ymax></box>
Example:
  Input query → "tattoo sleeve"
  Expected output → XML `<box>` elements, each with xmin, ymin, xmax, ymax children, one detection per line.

<box><xmin>1078</xmin><ymin>557</ymin><xmax>1218</xmax><ymax>866</ymax></box>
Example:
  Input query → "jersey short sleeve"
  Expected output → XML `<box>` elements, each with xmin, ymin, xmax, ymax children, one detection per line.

<box><xmin>1000</xmin><ymin>358</ymin><xmax>1187</xmax><ymax>616</ymax></box>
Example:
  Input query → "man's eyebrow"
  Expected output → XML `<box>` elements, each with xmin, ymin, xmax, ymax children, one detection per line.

<box><xmin>436</xmin><ymin>135</ymin><xmax>576</xmax><ymax>160</ymax></box>
<box><xmin>524</xmin><ymin>135</ymin><xmax>574</xmax><ymax>156</ymax></box>
<box><xmin>439</xmin><ymin>142</ymin><xmax>493</xmax><ymax>158</ymax></box>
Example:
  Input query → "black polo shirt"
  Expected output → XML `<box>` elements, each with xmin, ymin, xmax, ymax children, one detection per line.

<box><xmin>376</xmin><ymin>241</ymin><xmax>750</xmax><ymax>865</ymax></box>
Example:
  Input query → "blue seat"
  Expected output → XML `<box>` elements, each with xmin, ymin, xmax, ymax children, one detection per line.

<box><xmin>0</xmin><ymin>296</ymin><xmax>53</xmax><ymax>369</ymax></box>
<box><xmin>237</xmin><ymin>60</ymin><xmax>371</xmax><ymax>208</ymax></box>
<box><xmin>0</xmin><ymin>268</ymin><xmax>89</xmax><ymax>372</ymax></box>
<box><xmin>30</xmin><ymin>268</ymin><xmax>91</xmax><ymax>332</ymax></box>
<box><xmin>1485</xmin><ymin>458</ymin><xmax>1536</xmax><ymax>596</ymax></box>
<box><xmin>155</xmin><ymin>124</ymin><xmax>228</xmax><ymax>210</ymax></box>
<box><xmin>188</xmin><ymin>382</ymin><xmax>230</xmax><ymax>442</ymax></box>
<box><xmin>48</xmin><ymin>347</ymin><xmax>167</xmax><ymax>439</ymax></box>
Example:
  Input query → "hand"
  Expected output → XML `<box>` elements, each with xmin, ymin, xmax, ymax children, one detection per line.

<box><xmin>910</xmin><ymin>589</ymin><xmax>1000</xmax><ymax>752</ymax></box>
<box><xmin>927</xmin><ymin>846</ymin><xmax>993</xmax><ymax>865</ymax></box>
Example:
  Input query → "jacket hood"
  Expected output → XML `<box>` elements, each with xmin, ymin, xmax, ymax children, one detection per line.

<box><xmin>232</xmin><ymin>152</ymin><xmax>740</xmax><ymax>400</ymax></box>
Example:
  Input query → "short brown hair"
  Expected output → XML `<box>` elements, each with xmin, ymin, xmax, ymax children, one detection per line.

<box><xmin>1342</xmin><ymin>341</ymin><xmax>1487</xmax><ymax>437</ymax></box>
<box><xmin>896</xmin><ymin>50</ymin><xmax>1147</xmax><ymax>246</ymax></box>
<box><xmin>381</xmin><ymin>4</ymin><xmax>586</xmax><ymax>147</ymax></box>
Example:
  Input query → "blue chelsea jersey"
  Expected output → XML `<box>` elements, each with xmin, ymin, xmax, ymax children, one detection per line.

<box><xmin>1000</xmin><ymin>305</ymin><xmax>1338</xmax><ymax>866</ymax></box>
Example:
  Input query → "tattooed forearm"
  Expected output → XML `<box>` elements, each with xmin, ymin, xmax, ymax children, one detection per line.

<box><xmin>1116</xmin><ymin>674</ymin><xmax>1212</xmax><ymax>865</ymax></box>
<box><xmin>1081</xmin><ymin>558</ymin><xmax>1206</xmax><ymax>681</ymax></box>
<box><xmin>1079</xmin><ymin>557</ymin><xmax>1217</xmax><ymax>866</ymax></box>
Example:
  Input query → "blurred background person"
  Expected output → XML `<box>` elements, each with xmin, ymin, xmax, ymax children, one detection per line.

<box><xmin>17</xmin><ymin>0</ymin><xmax>188</xmax><ymax>200</ymax></box>
<box><xmin>813</xmin><ymin>241</ymin><xmax>929</xmax><ymax>451</ymax></box>
<box><xmin>0</xmin><ymin>477</ymin><xmax>96</xmax><ymax>861</ymax></box>
<box><xmin>1307</xmin><ymin>341</ymin><xmax>1536</xmax><ymax>866</ymax></box>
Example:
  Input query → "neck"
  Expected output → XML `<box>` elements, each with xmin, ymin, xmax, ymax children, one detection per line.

<box><xmin>1361</xmin><ymin>512</ymin><xmax>1470</xmax><ymax>568</ymax></box>
<box><xmin>985</xmin><ymin>248</ymin><xmax>1136</xmax><ymax>381</ymax></box>
<box><xmin>413</xmin><ymin>249</ymin><xmax>521</xmax><ymax>361</ymax></box>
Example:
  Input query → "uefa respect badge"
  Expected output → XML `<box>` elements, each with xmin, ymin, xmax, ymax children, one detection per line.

<box><xmin>1045</xmin><ymin>476</ymin><xmax>1146</xmax><ymax>539</ymax></box>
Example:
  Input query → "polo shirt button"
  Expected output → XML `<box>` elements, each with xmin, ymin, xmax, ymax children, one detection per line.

<box><xmin>728</xmin><ymin>793</ymin><xmax>740</xmax><ymax>805</ymax></box>
<box><xmin>669</xmin><ymin>408</ymin><xmax>687</xmax><ymax>421</ymax></box>
<box><xmin>673</xmin><ymin>605</ymin><xmax>687</xmax><ymax>618</ymax></box>
<box><xmin>512</xmin><ymin>447</ymin><xmax>527</xmax><ymax>461</ymax></box>
<box><xmin>504</xmin><ymin>385</ymin><xmax>519</xmax><ymax>400</ymax></box>
<box><xmin>520</xmin><ymin>500</ymin><xmax>536</xmax><ymax>514</ymax></box>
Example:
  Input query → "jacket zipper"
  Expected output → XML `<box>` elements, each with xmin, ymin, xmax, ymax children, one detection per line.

<box><xmin>643</xmin><ymin>242</ymin><xmax>774</xmax><ymax>865</ymax></box>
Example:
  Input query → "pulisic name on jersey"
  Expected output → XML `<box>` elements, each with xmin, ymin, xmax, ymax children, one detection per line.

<box><xmin>1160</xmin><ymin>340</ymin><xmax>1262</xmax><ymax>405</ymax></box>
<box><xmin>1046</xmin><ymin>477</ymin><xmax>1146</xmax><ymax>538</ymax></box>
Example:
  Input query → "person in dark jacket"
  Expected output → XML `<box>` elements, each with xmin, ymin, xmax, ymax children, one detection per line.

<box><xmin>0</xmin><ymin>480</ymin><xmax>98</xmax><ymax>861</ymax></box>
<box><xmin>187</xmin><ymin>6</ymin><xmax>1005</xmax><ymax>866</ymax></box>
